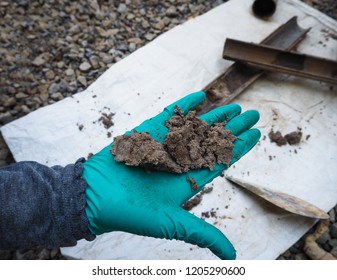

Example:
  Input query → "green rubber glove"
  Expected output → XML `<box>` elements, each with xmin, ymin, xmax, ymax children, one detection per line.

<box><xmin>82</xmin><ymin>91</ymin><xmax>260</xmax><ymax>260</ymax></box>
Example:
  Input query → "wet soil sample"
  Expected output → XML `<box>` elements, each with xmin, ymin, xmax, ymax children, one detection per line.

<box><xmin>111</xmin><ymin>106</ymin><xmax>236</xmax><ymax>173</ymax></box>
<box><xmin>268</xmin><ymin>129</ymin><xmax>287</xmax><ymax>146</ymax></box>
<box><xmin>269</xmin><ymin>129</ymin><xmax>302</xmax><ymax>146</ymax></box>
<box><xmin>284</xmin><ymin>131</ymin><xmax>302</xmax><ymax>145</ymax></box>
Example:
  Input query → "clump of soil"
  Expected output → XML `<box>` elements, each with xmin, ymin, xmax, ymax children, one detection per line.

<box><xmin>111</xmin><ymin>106</ymin><xmax>236</xmax><ymax>173</ymax></box>
<box><xmin>285</xmin><ymin>131</ymin><xmax>302</xmax><ymax>145</ymax></box>
<box><xmin>268</xmin><ymin>130</ymin><xmax>287</xmax><ymax>146</ymax></box>
<box><xmin>269</xmin><ymin>129</ymin><xmax>302</xmax><ymax>146</ymax></box>
<box><xmin>99</xmin><ymin>112</ymin><xmax>115</xmax><ymax>129</ymax></box>
<box><xmin>112</xmin><ymin>131</ymin><xmax>181</xmax><ymax>172</ymax></box>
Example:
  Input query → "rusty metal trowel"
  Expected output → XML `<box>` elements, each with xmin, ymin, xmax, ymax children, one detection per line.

<box><xmin>225</xmin><ymin>175</ymin><xmax>329</xmax><ymax>219</ymax></box>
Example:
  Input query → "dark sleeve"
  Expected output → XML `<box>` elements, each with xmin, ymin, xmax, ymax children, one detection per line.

<box><xmin>0</xmin><ymin>158</ymin><xmax>95</xmax><ymax>250</ymax></box>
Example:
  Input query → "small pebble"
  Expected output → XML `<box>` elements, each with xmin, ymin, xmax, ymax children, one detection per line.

<box><xmin>79</xmin><ymin>61</ymin><xmax>92</xmax><ymax>72</ymax></box>
<box><xmin>330</xmin><ymin>247</ymin><xmax>337</xmax><ymax>258</ymax></box>
<box><xmin>330</xmin><ymin>223</ymin><xmax>337</xmax><ymax>239</ymax></box>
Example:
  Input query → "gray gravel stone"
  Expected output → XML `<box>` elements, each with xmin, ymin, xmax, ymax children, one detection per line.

<box><xmin>3</xmin><ymin>97</ymin><xmax>16</xmax><ymax>108</ymax></box>
<box><xmin>32</xmin><ymin>54</ymin><xmax>46</xmax><ymax>66</ymax></box>
<box><xmin>316</xmin><ymin>229</ymin><xmax>331</xmax><ymax>245</ymax></box>
<box><xmin>65</xmin><ymin>69</ymin><xmax>75</xmax><ymax>76</ymax></box>
<box><xmin>329</xmin><ymin>208</ymin><xmax>336</xmax><ymax>222</ymax></box>
<box><xmin>117</xmin><ymin>3</ymin><xmax>127</xmax><ymax>13</ymax></box>
<box><xmin>20</xmin><ymin>105</ymin><xmax>31</xmax><ymax>114</ymax></box>
<box><xmin>50</xmin><ymin>92</ymin><xmax>64</xmax><ymax>101</ymax></box>
<box><xmin>166</xmin><ymin>6</ymin><xmax>178</xmax><ymax>17</ymax></box>
<box><xmin>144</xmin><ymin>33</ymin><xmax>156</xmax><ymax>41</ymax></box>
<box><xmin>128</xmin><ymin>42</ymin><xmax>137</xmax><ymax>52</ymax></box>
<box><xmin>48</xmin><ymin>83</ymin><xmax>61</xmax><ymax>94</ymax></box>
<box><xmin>0</xmin><ymin>149</ymin><xmax>9</xmax><ymax>160</ymax></box>
<box><xmin>77</xmin><ymin>75</ymin><xmax>87</xmax><ymax>87</ymax></box>
<box><xmin>331</xmin><ymin>247</ymin><xmax>337</xmax><ymax>258</ymax></box>
<box><xmin>294</xmin><ymin>253</ymin><xmax>309</xmax><ymax>260</ymax></box>
<box><xmin>330</xmin><ymin>223</ymin><xmax>337</xmax><ymax>238</ymax></box>
<box><xmin>15</xmin><ymin>92</ymin><xmax>28</xmax><ymax>100</ymax></box>
<box><xmin>328</xmin><ymin>238</ymin><xmax>337</xmax><ymax>248</ymax></box>
<box><xmin>79</xmin><ymin>61</ymin><xmax>92</xmax><ymax>72</ymax></box>
<box><xmin>0</xmin><ymin>112</ymin><xmax>14</xmax><ymax>125</ymax></box>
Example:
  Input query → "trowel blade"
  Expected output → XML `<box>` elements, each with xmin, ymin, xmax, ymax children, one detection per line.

<box><xmin>225</xmin><ymin>175</ymin><xmax>329</xmax><ymax>219</ymax></box>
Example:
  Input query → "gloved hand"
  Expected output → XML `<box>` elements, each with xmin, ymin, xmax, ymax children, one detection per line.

<box><xmin>82</xmin><ymin>91</ymin><xmax>260</xmax><ymax>260</ymax></box>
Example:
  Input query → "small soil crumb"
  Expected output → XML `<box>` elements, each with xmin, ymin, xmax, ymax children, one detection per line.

<box><xmin>77</xmin><ymin>123</ymin><xmax>84</xmax><ymax>131</ymax></box>
<box><xmin>202</xmin><ymin>186</ymin><xmax>213</xmax><ymax>193</ymax></box>
<box><xmin>284</xmin><ymin>131</ymin><xmax>302</xmax><ymax>145</ymax></box>
<box><xmin>99</xmin><ymin>112</ymin><xmax>115</xmax><ymax>129</ymax></box>
<box><xmin>111</xmin><ymin>106</ymin><xmax>236</xmax><ymax>173</ymax></box>
<box><xmin>201</xmin><ymin>210</ymin><xmax>217</xmax><ymax>219</ymax></box>
<box><xmin>268</xmin><ymin>130</ymin><xmax>287</xmax><ymax>146</ymax></box>
<box><xmin>182</xmin><ymin>186</ymin><xmax>214</xmax><ymax>211</ymax></box>
<box><xmin>182</xmin><ymin>195</ymin><xmax>202</xmax><ymax>211</ymax></box>
<box><xmin>186</xmin><ymin>176</ymin><xmax>199</xmax><ymax>191</ymax></box>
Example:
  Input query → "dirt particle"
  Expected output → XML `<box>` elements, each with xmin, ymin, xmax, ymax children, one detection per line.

<box><xmin>186</xmin><ymin>176</ymin><xmax>199</xmax><ymax>191</ymax></box>
<box><xmin>77</xmin><ymin>123</ymin><xmax>84</xmax><ymax>131</ymax></box>
<box><xmin>284</xmin><ymin>131</ymin><xmax>302</xmax><ymax>145</ymax></box>
<box><xmin>201</xmin><ymin>210</ymin><xmax>217</xmax><ymax>219</ymax></box>
<box><xmin>268</xmin><ymin>130</ymin><xmax>287</xmax><ymax>146</ymax></box>
<box><xmin>182</xmin><ymin>186</ymin><xmax>213</xmax><ymax>211</ymax></box>
<box><xmin>182</xmin><ymin>195</ymin><xmax>202</xmax><ymax>211</ymax></box>
<box><xmin>99</xmin><ymin>112</ymin><xmax>115</xmax><ymax>129</ymax></box>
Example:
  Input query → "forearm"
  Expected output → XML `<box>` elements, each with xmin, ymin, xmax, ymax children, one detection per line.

<box><xmin>0</xmin><ymin>159</ymin><xmax>95</xmax><ymax>250</ymax></box>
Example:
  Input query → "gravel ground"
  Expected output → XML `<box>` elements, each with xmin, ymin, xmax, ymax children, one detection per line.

<box><xmin>0</xmin><ymin>0</ymin><xmax>336</xmax><ymax>260</ymax></box>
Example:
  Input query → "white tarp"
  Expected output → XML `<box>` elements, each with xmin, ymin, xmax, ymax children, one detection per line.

<box><xmin>1</xmin><ymin>0</ymin><xmax>337</xmax><ymax>260</ymax></box>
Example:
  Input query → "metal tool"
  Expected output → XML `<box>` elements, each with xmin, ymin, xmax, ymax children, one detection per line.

<box><xmin>225</xmin><ymin>175</ymin><xmax>329</xmax><ymax>219</ymax></box>
<box><xmin>223</xmin><ymin>38</ymin><xmax>337</xmax><ymax>84</ymax></box>
<box><xmin>198</xmin><ymin>16</ymin><xmax>310</xmax><ymax>115</ymax></box>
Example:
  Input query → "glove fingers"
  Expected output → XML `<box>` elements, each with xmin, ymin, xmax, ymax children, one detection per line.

<box><xmin>230</xmin><ymin>128</ymin><xmax>261</xmax><ymax>165</ymax></box>
<box><xmin>164</xmin><ymin>208</ymin><xmax>236</xmax><ymax>260</ymax></box>
<box><xmin>225</xmin><ymin>110</ymin><xmax>260</xmax><ymax>136</ymax></box>
<box><xmin>199</xmin><ymin>104</ymin><xmax>241</xmax><ymax>125</ymax></box>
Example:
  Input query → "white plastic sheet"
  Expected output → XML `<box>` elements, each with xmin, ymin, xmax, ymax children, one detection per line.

<box><xmin>1</xmin><ymin>0</ymin><xmax>337</xmax><ymax>259</ymax></box>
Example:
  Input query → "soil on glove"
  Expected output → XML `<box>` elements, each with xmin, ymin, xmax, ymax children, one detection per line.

<box><xmin>111</xmin><ymin>106</ymin><xmax>236</xmax><ymax>173</ymax></box>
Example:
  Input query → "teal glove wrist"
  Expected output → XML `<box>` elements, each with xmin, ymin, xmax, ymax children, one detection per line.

<box><xmin>82</xmin><ymin>91</ymin><xmax>260</xmax><ymax>260</ymax></box>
